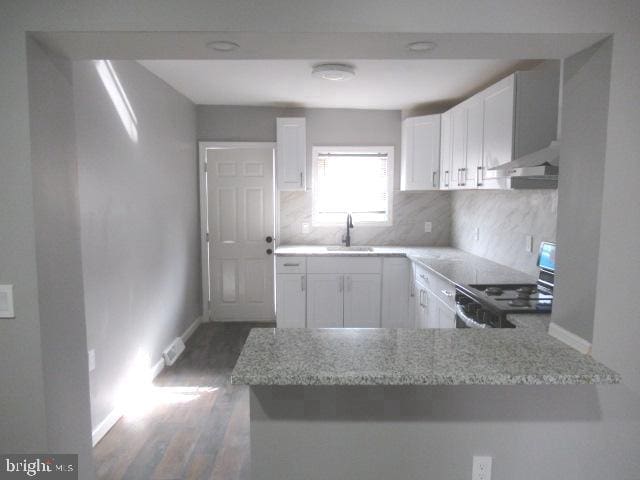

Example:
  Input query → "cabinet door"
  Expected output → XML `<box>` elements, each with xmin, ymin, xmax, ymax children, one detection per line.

<box><xmin>439</xmin><ymin>110</ymin><xmax>453</xmax><ymax>189</ymax></box>
<box><xmin>434</xmin><ymin>295</ymin><xmax>457</xmax><ymax>329</ymax></box>
<box><xmin>450</xmin><ymin>105</ymin><xmax>468</xmax><ymax>189</ymax></box>
<box><xmin>426</xmin><ymin>290</ymin><xmax>440</xmax><ymax>328</ymax></box>
<box><xmin>414</xmin><ymin>275</ymin><xmax>430</xmax><ymax>329</ymax></box>
<box><xmin>400</xmin><ymin>115</ymin><xmax>441</xmax><ymax>191</ymax></box>
<box><xmin>306</xmin><ymin>274</ymin><xmax>343</xmax><ymax>328</ymax></box>
<box><xmin>381</xmin><ymin>258</ymin><xmax>413</xmax><ymax>328</ymax></box>
<box><xmin>344</xmin><ymin>274</ymin><xmax>381</xmax><ymax>328</ymax></box>
<box><xmin>276</xmin><ymin>117</ymin><xmax>306</xmax><ymax>191</ymax></box>
<box><xmin>481</xmin><ymin>75</ymin><xmax>514</xmax><ymax>188</ymax></box>
<box><xmin>465</xmin><ymin>95</ymin><xmax>484</xmax><ymax>188</ymax></box>
<box><xmin>276</xmin><ymin>274</ymin><xmax>306</xmax><ymax>328</ymax></box>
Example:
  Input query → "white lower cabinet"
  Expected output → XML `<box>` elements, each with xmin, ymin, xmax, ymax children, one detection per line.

<box><xmin>381</xmin><ymin>258</ymin><xmax>413</xmax><ymax>328</ymax></box>
<box><xmin>413</xmin><ymin>263</ymin><xmax>457</xmax><ymax>329</ymax></box>
<box><xmin>276</xmin><ymin>274</ymin><xmax>306</xmax><ymax>328</ymax></box>
<box><xmin>277</xmin><ymin>256</ymin><xmax>454</xmax><ymax>329</ymax></box>
<box><xmin>306</xmin><ymin>274</ymin><xmax>344</xmax><ymax>328</ymax></box>
<box><xmin>344</xmin><ymin>274</ymin><xmax>382</xmax><ymax>328</ymax></box>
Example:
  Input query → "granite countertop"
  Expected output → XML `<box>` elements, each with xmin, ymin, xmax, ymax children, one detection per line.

<box><xmin>231</xmin><ymin>327</ymin><xmax>620</xmax><ymax>386</ymax></box>
<box><xmin>275</xmin><ymin>245</ymin><xmax>536</xmax><ymax>286</ymax></box>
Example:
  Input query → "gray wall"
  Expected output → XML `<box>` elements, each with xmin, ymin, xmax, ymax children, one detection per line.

<box><xmin>451</xmin><ymin>190</ymin><xmax>558</xmax><ymax>277</ymax></box>
<box><xmin>26</xmin><ymin>39</ymin><xmax>94</xmax><ymax>472</ymax></box>
<box><xmin>73</xmin><ymin>60</ymin><xmax>201</xmax><ymax>430</ymax></box>
<box><xmin>252</xmin><ymin>385</ymin><xmax>640</xmax><ymax>480</ymax></box>
<box><xmin>553</xmin><ymin>39</ymin><xmax>612</xmax><ymax>342</ymax></box>
<box><xmin>1</xmin><ymin>2</ymin><xmax>640</xmax><ymax>478</ymax></box>
<box><xmin>198</xmin><ymin>106</ymin><xmax>451</xmax><ymax>246</ymax></box>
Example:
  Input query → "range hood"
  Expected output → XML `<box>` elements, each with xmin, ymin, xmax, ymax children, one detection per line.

<box><xmin>490</xmin><ymin>60</ymin><xmax>563</xmax><ymax>189</ymax></box>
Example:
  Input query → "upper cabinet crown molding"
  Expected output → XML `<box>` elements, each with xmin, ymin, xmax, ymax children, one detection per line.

<box><xmin>400</xmin><ymin>114</ymin><xmax>441</xmax><ymax>191</ymax></box>
<box><xmin>276</xmin><ymin>117</ymin><xmax>307</xmax><ymax>191</ymax></box>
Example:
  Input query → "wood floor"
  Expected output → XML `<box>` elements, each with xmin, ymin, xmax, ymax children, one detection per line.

<box><xmin>93</xmin><ymin>322</ymin><xmax>273</xmax><ymax>480</ymax></box>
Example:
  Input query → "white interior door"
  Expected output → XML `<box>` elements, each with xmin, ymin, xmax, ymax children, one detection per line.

<box><xmin>205</xmin><ymin>145</ymin><xmax>275</xmax><ymax>321</ymax></box>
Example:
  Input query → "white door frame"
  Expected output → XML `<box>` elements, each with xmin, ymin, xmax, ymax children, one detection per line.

<box><xmin>198</xmin><ymin>141</ymin><xmax>277</xmax><ymax>322</ymax></box>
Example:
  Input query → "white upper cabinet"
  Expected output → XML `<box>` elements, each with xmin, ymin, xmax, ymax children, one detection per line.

<box><xmin>478</xmin><ymin>74</ymin><xmax>515</xmax><ymax>189</ymax></box>
<box><xmin>276</xmin><ymin>117</ymin><xmax>307</xmax><ymax>191</ymax></box>
<box><xmin>440</xmin><ymin>60</ymin><xmax>559</xmax><ymax>190</ymax></box>
<box><xmin>439</xmin><ymin>110</ymin><xmax>453</xmax><ymax>189</ymax></box>
<box><xmin>400</xmin><ymin>114</ymin><xmax>441</xmax><ymax>191</ymax></box>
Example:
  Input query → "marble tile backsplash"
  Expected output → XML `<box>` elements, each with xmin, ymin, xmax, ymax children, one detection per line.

<box><xmin>279</xmin><ymin>190</ymin><xmax>451</xmax><ymax>246</ymax></box>
<box><xmin>451</xmin><ymin>189</ymin><xmax>558</xmax><ymax>277</ymax></box>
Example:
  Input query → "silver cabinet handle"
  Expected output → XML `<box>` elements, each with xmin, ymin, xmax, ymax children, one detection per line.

<box><xmin>432</xmin><ymin>171</ymin><xmax>438</xmax><ymax>188</ymax></box>
<box><xmin>339</xmin><ymin>276</ymin><xmax>344</xmax><ymax>292</ymax></box>
<box><xmin>346</xmin><ymin>275</ymin><xmax>352</xmax><ymax>292</ymax></box>
<box><xmin>283</xmin><ymin>263</ymin><xmax>300</xmax><ymax>267</ymax></box>
<box><xmin>299</xmin><ymin>172</ymin><xmax>303</xmax><ymax>187</ymax></box>
<box><xmin>461</xmin><ymin>168</ymin><xmax>466</xmax><ymax>186</ymax></box>
<box><xmin>441</xmin><ymin>289</ymin><xmax>454</xmax><ymax>297</ymax></box>
<box><xmin>419</xmin><ymin>290</ymin><xmax>427</xmax><ymax>307</ymax></box>
<box><xmin>301</xmin><ymin>275</ymin><xmax>306</xmax><ymax>292</ymax></box>
<box><xmin>444</xmin><ymin>170</ymin><xmax>450</xmax><ymax>187</ymax></box>
<box><xmin>477</xmin><ymin>166</ymin><xmax>483</xmax><ymax>186</ymax></box>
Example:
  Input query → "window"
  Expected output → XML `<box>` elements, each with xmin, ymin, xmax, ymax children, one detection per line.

<box><xmin>312</xmin><ymin>146</ymin><xmax>394</xmax><ymax>225</ymax></box>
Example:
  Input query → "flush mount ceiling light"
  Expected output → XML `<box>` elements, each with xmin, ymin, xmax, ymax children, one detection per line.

<box><xmin>407</xmin><ymin>41</ymin><xmax>437</xmax><ymax>52</ymax></box>
<box><xmin>312</xmin><ymin>63</ymin><xmax>356</xmax><ymax>81</ymax></box>
<box><xmin>206</xmin><ymin>40</ymin><xmax>240</xmax><ymax>52</ymax></box>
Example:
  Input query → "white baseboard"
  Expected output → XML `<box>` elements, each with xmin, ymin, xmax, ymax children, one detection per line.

<box><xmin>548</xmin><ymin>322</ymin><xmax>592</xmax><ymax>354</ymax></box>
<box><xmin>91</xmin><ymin>315</ymin><xmax>204</xmax><ymax>446</ymax></box>
<box><xmin>181</xmin><ymin>315</ymin><xmax>203</xmax><ymax>343</ymax></box>
<box><xmin>92</xmin><ymin>407</ymin><xmax>122</xmax><ymax>446</ymax></box>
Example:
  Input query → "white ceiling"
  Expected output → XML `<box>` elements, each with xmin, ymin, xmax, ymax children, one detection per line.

<box><xmin>139</xmin><ymin>59</ymin><xmax>535</xmax><ymax>110</ymax></box>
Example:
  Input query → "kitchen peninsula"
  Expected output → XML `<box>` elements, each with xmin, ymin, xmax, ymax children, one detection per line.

<box><xmin>232</xmin><ymin>246</ymin><xmax>619</xmax><ymax>480</ymax></box>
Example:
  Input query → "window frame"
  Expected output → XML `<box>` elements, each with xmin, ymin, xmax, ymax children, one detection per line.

<box><xmin>311</xmin><ymin>145</ymin><xmax>395</xmax><ymax>227</ymax></box>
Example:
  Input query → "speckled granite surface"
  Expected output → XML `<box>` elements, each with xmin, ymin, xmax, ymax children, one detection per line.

<box><xmin>275</xmin><ymin>245</ymin><xmax>536</xmax><ymax>286</ymax></box>
<box><xmin>231</xmin><ymin>327</ymin><xmax>620</xmax><ymax>386</ymax></box>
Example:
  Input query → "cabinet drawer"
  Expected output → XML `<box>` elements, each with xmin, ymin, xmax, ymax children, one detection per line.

<box><xmin>413</xmin><ymin>262</ymin><xmax>456</xmax><ymax>309</ymax></box>
<box><xmin>276</xmin><ymin>256</ymin><xmax>307</xmax><ymax>274</ymax></box>
<box><xmin>308</xmin><ymin>257</ymin><xmax>382</xmax><ymax>274</ymax></box>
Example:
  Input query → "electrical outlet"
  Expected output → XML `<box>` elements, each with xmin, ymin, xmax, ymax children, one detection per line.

<box><xmin>88</xmin><ymin>349</ymin><xmax>96</xmax><ymax>372</ymax></box>
<box><xmin>525</xmin><ymin>234</ymin><xmax>533</xmax><ymax>253</ymax></box>
<box><xmin>472</xmin><ymin>456</ymin><xmax>492</xmax><ymax>480</ymax></box>
<box><xmin>474</xmin><ymin>227</ymin><xmax>480</xmax><ymax>241</ymax></box>
<box><xmin>424</xmin><ymin>222</ymin><xmax>432</xmax><ymax>233</ymax></box>
<box><xmin>301</xmin><ymin>222</ymin><xmax>310</xmax><ymax>234</ymax></box>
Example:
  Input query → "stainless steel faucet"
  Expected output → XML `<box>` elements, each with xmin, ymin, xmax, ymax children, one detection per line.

<box><xmin>342</xmin><ymin>213</ymin><xmax>354</xmax><ymax>247</ymax></box>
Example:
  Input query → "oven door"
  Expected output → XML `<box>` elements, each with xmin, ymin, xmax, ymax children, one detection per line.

<box><xmin>455</xmin><ymin>303</ymin><xmax>487</xmax><ymax>329</ymax></box>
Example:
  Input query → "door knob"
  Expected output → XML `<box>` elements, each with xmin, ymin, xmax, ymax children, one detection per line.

<box><xmin>266</xmin><ymin>248</ymin><xmax>273</xmax><ymax>255</ymax></box>
<box><xmin>265</xmin><ymin>236</ymin><xmax>273</xmax><ymax>243</ymax></box>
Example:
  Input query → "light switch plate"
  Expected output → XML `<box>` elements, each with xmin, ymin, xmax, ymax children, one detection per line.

<box><xmin>475</xmin><ymin>227</ymin><xmax>480</xmax><ymax>241</ymax></box>
<box><xmin>88</xmin><ymin>349</ymin><xmax>96</xmax><ymax>372</ymax></box>
<box><xmin>0</xmin><ymin>285</ymin><xmax>15</xmax><ymax>318</ymax></box>
<box><xmin>424</xmin><ymin>222</ymin><xmax>432</xmax><ymax>233</ymax></box>
<box><xmin>301</xmin><ymin>222</ymin><xmax>310</xmax><ymax>234</ymax></box>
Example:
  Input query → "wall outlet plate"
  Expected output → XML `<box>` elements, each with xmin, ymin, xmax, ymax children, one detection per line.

<box><xmin>0</xmin><ymin>285</ymin><xmax>15</xmax><ymax>318</ymax></box>
<box><xmin>475</xmin><ymin>227</ymin><xmax>480</xmax><ymax>241</ymax></box>
<box><xmin>424</xmin><ymin>222</ymin><xmax>432</xmax><ymax>233</ymax></box>
<box><xmin>525</xmin><ymin>234</ymin><xmax>533</xmax><ymax>253</ymax></box>
<box><xmin>301</xmin><ymin>222</ymin><xmax>310</xmax><ymax>234</ymax></box>
<box><xmin>472</xmin><ymin>456</ymin><xmax>492</xmax><ymax>480</ymax></box>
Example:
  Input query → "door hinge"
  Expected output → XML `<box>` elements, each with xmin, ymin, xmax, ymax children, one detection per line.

<box><xmin>206</xmin><ymin>232</ymin><xmax>210</xmax><ymax>242</ymax></box>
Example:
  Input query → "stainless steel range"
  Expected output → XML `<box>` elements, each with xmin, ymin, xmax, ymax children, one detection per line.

<box><xmin>455</xmin><ymin>242</ymin><xmax>556</xmax><ymax>328</ymax></box>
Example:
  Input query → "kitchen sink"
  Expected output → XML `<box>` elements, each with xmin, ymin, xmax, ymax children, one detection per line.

<box><xmin>325</xmin><ymin>246</ymin><xmax>374</xmax><ymax>252</ymax></box>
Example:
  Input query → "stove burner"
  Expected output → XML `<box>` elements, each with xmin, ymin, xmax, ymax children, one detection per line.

<box><xmin>485</xmin><ymin>287</ymin><xmax>504</xmax><ymax>296</ymax></box>
<box><xmin>509</xmin><ymin>298</ymin><xmax>531</xmax><ymax>307</ymax></box>
<box><xmin>516</xmin><ymin>286</ymin><xmax>536</xmax><ymax>295</ymax></box>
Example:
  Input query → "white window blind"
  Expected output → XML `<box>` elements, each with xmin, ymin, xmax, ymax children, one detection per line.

<box><xmin>312</xmin><ymin>147</ymin><xmax>394</xmax><ymax>225</ymax></box>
